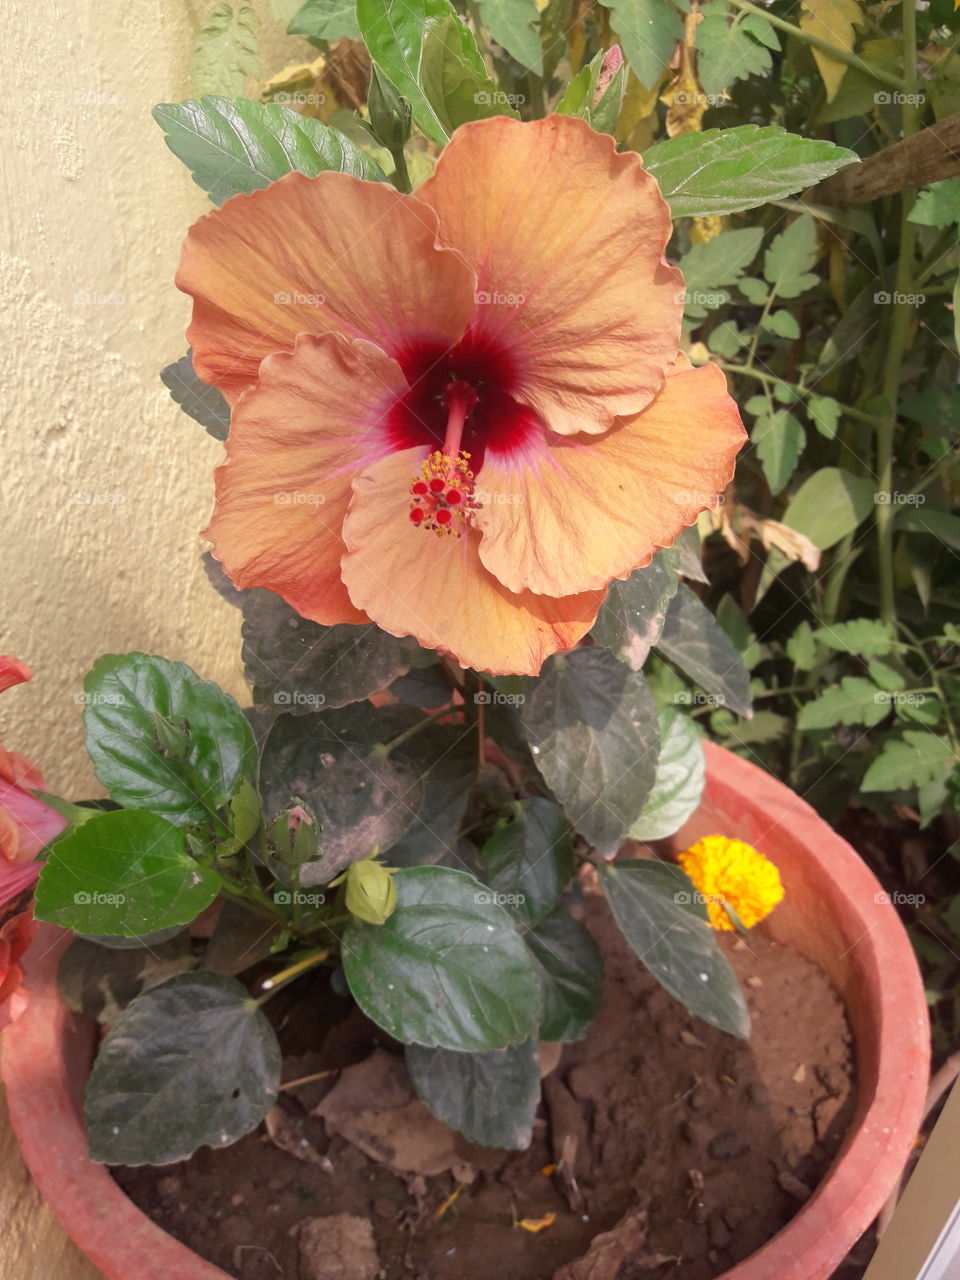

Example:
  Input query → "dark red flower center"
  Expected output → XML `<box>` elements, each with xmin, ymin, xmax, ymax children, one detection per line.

<box><xmin>386</xmin><ymin>328</ymin><xmax>541</xmax><ymax>470</ymax></box>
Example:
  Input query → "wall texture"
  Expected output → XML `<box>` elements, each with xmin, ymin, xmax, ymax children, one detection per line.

<box><xmin>1</xmin><ymin>2</ymin><xmax>307</xmax><ymax>1274</ymax></box>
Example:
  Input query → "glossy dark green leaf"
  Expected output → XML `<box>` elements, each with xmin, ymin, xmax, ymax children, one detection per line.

<box><xmin>656</xmin><ymin>586</ymin><xmax>753</xmax><ymax>719</ymax></box>
<box><xmin>342</xmin><ymin>867</ymin><xmax>542</xmax><ymax>1051</ymax></box>
<box><xmin>591</xmin><ymin>552</ymin><xmax>680</xmax><ymax>670</ymax></box>
<box><xmin>525</xmin><ymin>909</ymin><xmax>603</xmax><ymax>1042</ymax></box>
<box><xmin>629</xmin><ymin>708</ymin><xmax>705</xmax><ymax>841</ymax></box>
<box><xmin>152</xmin><ymin>95</ymin><xmax>386</xmax><ymax>205</ymax></box>
<box><xmin>356</xmin><ymin>0</ymin><xmax>487</xmax><ymax>144</ymax></box>
<box><xmin>160</xmin><ymin>351</ymin><xmax>231</xmax><ymax>440</ymax></box>
<box><xmin>420</xmin><ymin>15</ymin><xmax>509</xmax><ymax>133</ymax></box>
<box><xmin>85</xmin><ymin>971</ymin><xmax>281</xmax><ymax>1164</ymax></box>
<box><xmin>406</xmin><ymin>1038</ymin><xmax>541</xmax><ymax>1149</ymax></box>
<box><xmin>258</xmin><ymin>705</ymin><xmax>422</xmax><ymax>883</ymax></box>
<box><xmin>35</xmin><ymin>811</ymin><xmax>220</xmax><ymax>938</ymax></box>
<box><xmin>480</xmin><ymin>798</ymin><xmax>573</xmax><ymax>926</ymax></box>
<box><xmin>380</xmin><ymin>712</ymin><xmax>477</xmax><ymax>867</ymax></box>
<box><xmin>644</xmin><ymin>126</ymin><xmax>858</xmax><ymax>218</ymax></box>
<box><xmin>82</xmin><ymin>653</ymin><xmax>256</xmax><ymax>826</ymax></box>
<box><xmin>600</xmin><ymin>860</ymin><xmax>748</xmax><ymax>1037</ymax></box>
<box><xmin>476</xmin><ymin>0</ymin><xmax>543</xmax><ymax>73</ymax></box>
<box><xmin>241</xmin><ymin>589</ymin><xmax>426</xmax><ymax>713</ymax></box>
<box><xmin>521</xmin><ymin>648</ymin><xmax>660</xmax><ymax>857</ymax></box>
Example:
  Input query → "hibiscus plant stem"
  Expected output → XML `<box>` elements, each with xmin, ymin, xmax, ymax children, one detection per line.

<box><xmin>723</xmin><ymin>0</ymin><xmax>908</xmax><ymax>92</ymax></box>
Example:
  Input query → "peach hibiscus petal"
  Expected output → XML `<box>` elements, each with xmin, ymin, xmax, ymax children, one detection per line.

<box><xmin>475</xmin><ymin>363</ymin><xmax>747</xmax><ymax>597</ymax></box>
<box><xmin>205</xmin><ymin>332</ymin><xmax>410</xmax><ymax>625</ymax></box>
<box><xmin>413</xmin><ymin>115</ymin><xmax>683</xmax><ymax>436</ymax></box>
<box><xmin>178</xmin><ymin>171</ymin><xmax>476</xmax><ymax>402</ymax></box>
<box><xmin>0</xmin><ymin>656</ymin><xmax>31</xmax><ymax>693</ymax></box>
<box><xmin>340</xmin><ymin>449</ymin><xmax>605</xmax><ymax>676</ymax></box>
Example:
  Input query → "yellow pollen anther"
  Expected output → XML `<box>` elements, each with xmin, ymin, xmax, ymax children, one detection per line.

<box><xmin>409</xmin><ymin>450</ymin><xmax>481</xmax><ymax>536</ymax></box>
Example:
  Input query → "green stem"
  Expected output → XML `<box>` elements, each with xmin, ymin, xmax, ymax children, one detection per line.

<box><xmin>378</xmin><ymin>705</ymin><xmax>458</xmax><ymax>756</ymax></box>
<box><xmin>713</xmin><ymin>362</ymin><xmax>879</xmax><ymax>424</ymax></box>
<box><xmin>391</xmin><ymin>145</ymin><xmax>411</xmax><ymax>194</ymax></box>
<box><xmin>725</xmin><ymin>0</ymin><xmax>907</xmax><ymax>91</ymax></box>
<box><xmin>875</xmin><ymin>0</ymin><xmax>920</xmax><ymax>626</ymax></box>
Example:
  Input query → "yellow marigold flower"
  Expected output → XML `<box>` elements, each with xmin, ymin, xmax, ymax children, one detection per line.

<box><xmin>677</xmin><ymin>836</ymin><xmax>784</xmax><ymax>932</ymax></box>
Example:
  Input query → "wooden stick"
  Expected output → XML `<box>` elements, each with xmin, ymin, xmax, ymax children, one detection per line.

<box><xmin>814</xmin><ymin>111</ymin><xmax>960</xmax><ymax>206</ymax></box>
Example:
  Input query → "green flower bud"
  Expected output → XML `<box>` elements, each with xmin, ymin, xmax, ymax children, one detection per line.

<box><xmin>151</xmin><ymin>712</ymin><xmax>191</xmax><ymax>759</ymax></box>
<box><xmin>345</xmin><ymin>855</ymin><xmax>397</xmax><ymax>926</ymax></box>
<box><xmin>367</xmin><ymin>66</ymin><xmax>411</xmax><ymax>153</ymax></box>
<box><xmin>267</xmin><ymin>802</ymin><xmax>319</xmax><ymax>867</ymax></box>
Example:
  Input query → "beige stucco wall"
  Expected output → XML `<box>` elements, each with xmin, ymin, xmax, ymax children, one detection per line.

<box><xmin>1</xmin><ymin>3</ymin><xmax>309</xmax><ymax>1275</ymax></box>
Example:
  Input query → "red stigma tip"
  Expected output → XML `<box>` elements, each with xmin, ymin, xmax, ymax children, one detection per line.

<box><xmin>429</xmin><ymin>478</ymin><xmax>445</xmax><ymax>494</ymax></box>
<box><xmin>436</xmin><ymin>508</ymin><xmax>452</xmax><ymax>526</ymax></box>
<box><xmin>412</xmin><ymin>481</ymin><xmax>428</xmax><ymax>496</ymax></box>
<box><xmin>446</xmin><ymin>489</ymin><xmax>462</xmax><ymax>506</ymax></box>
<box><xmin>408</xmin><ymin>450</ymin><xmax>482</xmax><ymax>537</ymax></box>
<box><xmin>409</xmin><ymin>508</ymin><xmax>425</xmax><ymax>525</ymax></box>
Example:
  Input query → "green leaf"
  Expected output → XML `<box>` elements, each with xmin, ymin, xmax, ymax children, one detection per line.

<box><xmin>679</xmin><ymin>227</ymin><xmax>764</xmax><ymax>319</ymax></box>
<box><xmin>521</xmin><ymin>648</ymin><xmax>660</xmax><ymax>857</ymax></box>
<box><xmin>160</xmin><ymin>351</ymin><xmax>231</xmax><ymax>441</ymax></box>
<box><xmin>591</xmin><ymin>552</ymin><xmax>679</xmax><ymax>670</ymax></box>
<box><xmin>782</xmin><ymin>467</ymin><xmax>874</xmax><ymax>549</ymax></box>
<box><xmin>190</xmin><ymin>4</ymin><xmax>260</xmax><ymax>97</ymax></box>
<box><xmin>406</xmin><ymin>1039</ymin><xmax>541</xmax><ymax>1148</ymax></box>
<box><xmin>763</xmin><ymin>214</ymin><xmax>819</xmax><ymax>298</ymax></box>
<box><xmin>696</xmin><ymin>1</ymin><xmax>777</xmax><ymax>97</ymax></box>
<box><xmin>896</xmin><ymin>506</ymin><xmax>960</xmax><ymax>552</ymax></box>
<box><xmin>752</xmin><ymin>408</ymin><xmax>804</xmax><ymax>494</ymax></box>
<box><xmin>811</xmin><ymin>618</ymin><xmax>895</xmax><ymax>656</ymax></box>
<box><xmin>525</xmin><ymin>910</ymin><xmax>603</xmax><ymax>1042</ymax></box>
<box><xmin>643</xmin><ymin>126</ymin><xmax>858</xmax><ymax>218</ymax></box>
<box><xmin>670</xmin><ymin>525</ymin><xmax>709</xmax><ymax>584</ymax></box>
<box><xmin>477</xmin><ymin>0</ymin><xmax>543</xmax><ymax>73</ymax></box>
<box><xmin>35</xmin><ymin>810</ymin><xmax>220</xmax><ymax>937</ymax></box>
<box><xmin>420</xmin><ymin>15</ymin><xmax>509</xmax><ymax>133</ymax></box>
<box><xmin>707</xmin><ymin>320</ymin><xmax>747</xmax><ymax>357</ymax></box>
<box><xmin>807</xmin><ymin>394</ymin><xmax>841</xmax><ymax>439</ymax></box>
<box><xmin>600</xmin><ymin>860</ymin><xmax>749</xmax><ymax>1038</ymax></box>
<box><xmin>656</xmin><ymin>585</ymin><xmax>753</xmax><ymax>719</ymax></box>
<box><xmin>606</xmin><ymin>0</ymin><xmax>684</xmax><ymax>90</ymax></box>
<box><xmin>288</xmin><ymin>0</ymin><xmax>360</xmax><ymax>41</ymax></box>
<box><xmin>258</xmin><ymin>705</ymin><xmax>422</xmax><ymax>882</ymax></box>
<box><xmin>481</xmin><ymin>798</ymin><xmax>573</xmax><ymax>926</ymax></box>
<box><xmin>356</xmin><ymin>0</ymin><xmax>486</xmax><ymax>145</ymax></box>
<box><xmin>152</xmin><ymin>96</ymin><xmax>387</xmax><ymax>206</ymax></box>
<box><xmin>342</xmin><ymin>867</ymin><xmax>542</xmax><ymax>1051</ymax></box>
<box><xmin>738</xmin><ymin>276</ymin><xmax>769</xmax><ymax>304</ymax></box>
<box><xmin>85</xmin><ymin>971</ymin><xmax>281</xmax><ymax>1164</ymax></box>
<box><xmin>241</xmin><ymin>589</ymin><xmax>424</xmax><ymax>713</ymax></box>
<box><xmin>786</xmin><ymin>620</ymin><xmax>818</xmax><ymax>671</ymax></box>
<box><xmin>862</xmin><ymin>732</ymin><xmax>957</xmax><ymax>792</ymax></box>
<box><xmin>797</xmin><ymin>677</ymin><xmax>890</xmax><ymax>730</ymax></box>
<box><xmin>762</xmin><ymin>309</ymin><xmax>801</xmax><ymax>339</ymax></box>
<box><xmin>909</xmin><ymin>178</ymin><xmax>960</xmax><ymax>230</ymax></box>
<box><xmin>83</xmin><ymin>653</ymin><xmax>256</xmax><ymax>826</ymax></box>
<box><xmin>379</xmin><ymin>709</ymin><xmax>477</xmax><ymax>867</ymax></box>
<box><xmin>629</xmin><ymin>708</ymin><xmax>705</xmax><ymax>841</ymax></box>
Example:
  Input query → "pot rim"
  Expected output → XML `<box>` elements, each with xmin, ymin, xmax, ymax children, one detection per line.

<box><xmin>1</xmin><ymin>741</ymin><xmax>929</xmax><ymax>1280</ymax></box>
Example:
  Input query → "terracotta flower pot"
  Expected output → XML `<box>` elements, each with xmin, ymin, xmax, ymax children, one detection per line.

<box><xmin>2</xmin><ymin>743</ymin><xmax>929</xmax><ymax>1280</ymax></box>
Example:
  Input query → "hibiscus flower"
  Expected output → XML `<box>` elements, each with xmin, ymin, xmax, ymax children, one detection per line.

<box><xmin>0</xmin><ymin>657</ymin><xmax>67</xmax><ymax>1028</ymax></box>
<box><xmin>178</xmin><ymin>115</ymin><xmax>745</xmax><ymax>674</ymax></box>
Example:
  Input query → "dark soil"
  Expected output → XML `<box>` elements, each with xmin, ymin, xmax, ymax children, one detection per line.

<box><xmin>114</xmin><ymin>894</ymin><xmax>855</xmax><ymax>1280</ymax></box>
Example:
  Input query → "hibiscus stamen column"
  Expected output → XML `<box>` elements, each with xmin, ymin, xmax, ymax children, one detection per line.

<box><xmin>409</xmin><ymin>379</ymin><xmax>483</xmax><ymax>535</ymax></box>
